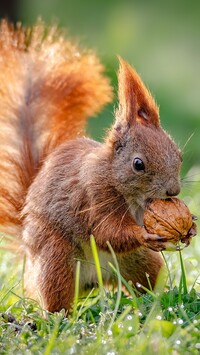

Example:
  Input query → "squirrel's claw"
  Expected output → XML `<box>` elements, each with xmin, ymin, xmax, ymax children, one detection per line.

<box><xmin>143</xmin><ymin>233</ymin><xmax>169</xmax><ymax>252</ymax></box>
<box><xmin>180</xmin><ymin>221</ymin><xmax>197</xmax><ymax>247</ymax></box>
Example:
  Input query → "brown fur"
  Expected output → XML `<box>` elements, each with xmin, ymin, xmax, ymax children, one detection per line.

<box><xmin>0</xmin><ymin>20</ymin><xmax>182</xmax><ymax>312</ymax></box>
<box><xmin>0</xmin><ymin>19</ymin><xmax>112</xmax><ymax>237</ymax></box>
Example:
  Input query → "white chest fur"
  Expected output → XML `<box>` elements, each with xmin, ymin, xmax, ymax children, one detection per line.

<box><xmin>79</xmin><ymin>242</ymin><xmax>114</xmax><ymax>291</ymax></box>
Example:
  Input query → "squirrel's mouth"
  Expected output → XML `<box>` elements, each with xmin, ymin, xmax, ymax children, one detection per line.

<box><xmin>126</xmin><ymin>197</ymin><xmax>147</xmax><ymax>226</ymax></box>
<box><xmin>126</xmin><ymin>195</ymin><xmax>155</xmax><ymax>226</ymax></box>
<box><xmin>134</xmin><ymin>205</ymin><xmax>145</xmax><ymax>226</ymax></box>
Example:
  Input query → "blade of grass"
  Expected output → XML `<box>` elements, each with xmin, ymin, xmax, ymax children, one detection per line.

<box><xmin>142</xmin><ymin>299</ymin><xmax>161</xmax><ymax>332</ymax></box>
<box><xmin>114</xmin><ymin>305</ymin><xmax>133</xmax><ymax>325</ymax></box>
<box><xmin>179</xmin><ymin>249</ymin><xmax>187</xmax><ymax>295</ymax></box>
<box><xmin>72</xmin><ymin>260</ymin><xmax>80</xmax><ymax>320</ymax></box>
<box><xmin>90</xmin><ymin>235</ymin><xmax>105</xmax><ymax>312</ymax></box>
<box><xmin>107</xmin><ymin>241</ymin><xmax>122</xmax><ymax>330</ymax></box>
<box><xmin>77</xmin><ymin>287</ymin><xmax>95</xmax><ymax>315</ymax></box>
<box><xmin>109</xmin><ymin>263</ymin><xmax>138</xmax><ymax>309</ymax></box>
<box><xmin>178</xmin><ymin>275</ymin><xmax>183</xmax><ymax>304</ymax></box>
<box><xmin>145</xmin><ymin>273</ymin><xmax>153</xmax><ymax>292</ymax></box>
<box><xmin>43</xmin><ymin>315</ymin><xmax>62</xmax><ymax>355</ymax></box>
<box><xmin>75</xmin><ymin>285</ymin><xmax>101</xmax><ymax>319</ymax></box>
<box><xmin>77</xmin><ymin>294</ymin><xmax>101</xmax><ymax>319</ymax></box>
<box><xmin>0</xmin><ymin>281</ymin><xmax>21</xmax><ymax>303</ymax></box>
<box><xmin>161</xmin><ymin>251</ymin><xmax>173</xmax><ymax>290</ymax></box>
<box><xmin>21</xmin><ymin>255</ymin><xmax>26</xmax><ymax>300</ymax></box>
<box><xmin>137</xmin><ymin>284</ymin><xmax>158</xmax><ymax>299</ymax></box>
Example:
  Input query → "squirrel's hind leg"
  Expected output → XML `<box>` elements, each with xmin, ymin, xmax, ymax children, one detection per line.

<box><xmin>118</xmin><ymin>248</ymin><xmax>164</xmax><ymax>291</ymax></box>
<box><xmin>25</xmin><ymin>236</ymin><xmax>76</xmax><ymax>313</ymax></box>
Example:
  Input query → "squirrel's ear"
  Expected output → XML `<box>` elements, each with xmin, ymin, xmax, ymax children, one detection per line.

<box><xmin>116</xmin><ymin>57</ymin><xmax>160</xmax><ymax>128</ymax></box>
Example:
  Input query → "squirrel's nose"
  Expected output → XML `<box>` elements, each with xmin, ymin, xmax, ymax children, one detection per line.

<box><xmin>166</xmin><ymin>177</ymin><xmax>181</xmax><ymax>197</ymax></box>
<box><xmin>166</xmin><ymin>186</ymin><xmax>180</xmax><ymax>197</ymax></box>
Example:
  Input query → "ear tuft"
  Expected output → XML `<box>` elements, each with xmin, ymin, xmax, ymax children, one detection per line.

<box><xmin>106</xmin><ymin>57</ymin><xmax>161</xmax><ymax>147</ymax></box>
<box><xmin>117</xmin><ymin>57</ymin><xmax>160</xmax><ymax>127</ymax></box>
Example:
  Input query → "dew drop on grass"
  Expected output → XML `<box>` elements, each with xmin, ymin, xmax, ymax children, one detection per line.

<box><xmin>102</xmin><ymin>340</ymin><xmax>107</xmax><ymax>345</ymax></box>
<box><xmin>128</xmin><ymin>326</ymin><xmax>133</xmax><ymax>331</ymax></box>
<box><xmin>176</xmin><ymin>340</ymin><xmax>181</xmax><ymax>345</ymax></box>
<box><xmin>118</xmin><ymin>323</ymin><xmax>124</xmax><ymax>329</ymax></box>
<box><xmin>136</xmin><ymin>282</ymin><xmax>141</xmax><ymax>288</ymax></box>
<box><xmin>173</xmin><ymin>321</ymin><xmax>177</xmax><ymax>325</ymax></box>
<box><xmin>195</xmin><ymin>343</ymin><xmax>200</xmax><ymax>349</ymax></box>
<box><xmin>156</xmin><ymin>315</ymin><xmax>162</xmax><ymax>320</ymax></box>
<box><xmin>178</xmin><ymin>319</ymin><xmax>183</xmax><ymax>325</ymax></box>
<box><xmin>69</xmin><ymin>346</ymin><xmax>76</xmax><ymax>355</ymax></box>
<box><xmin>138</xmin><ymin>312</ymin><xmax>143</xmax><ymax>318</ymax></box>
<box><xmin>193</xmin><ymin>320</ymin><xmax>198</xmax><ymax>324</ymax></box>
<box><xmin>107</xmin><ymin>330</ymin><xmax>112</xmax><ymax>336</ymax></box>
<box><xmin>168</xmin><ymin>307</ymin><xmax>173</xmax><ymax>312</ymax></box>
<box><xmin>127</xmin><ymin>315</ymin><xmax>132</xmax><ymax>320</ymax></box>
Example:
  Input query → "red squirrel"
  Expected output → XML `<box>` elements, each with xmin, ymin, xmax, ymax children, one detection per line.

<box><xmin>0</xmin><ymin>20</ymin><xmax>182</xmax><ymax>312</ymax></box>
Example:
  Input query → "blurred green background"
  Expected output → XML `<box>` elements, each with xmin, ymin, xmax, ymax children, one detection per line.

<box><xmin>1</xmin><ymin>0</ymin><xmax>200</xmax><ymax>175</ymax></box>
<box><xmin>0</xmin><ymin>0</ymin><xmax>199</xmax><ymax>297</ymax></box>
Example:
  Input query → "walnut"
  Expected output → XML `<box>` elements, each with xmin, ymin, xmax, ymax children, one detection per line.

<box><xmin>144</xmin><ymin>197</ymin><xmax>197</xmax><ymax>247</ymax></box>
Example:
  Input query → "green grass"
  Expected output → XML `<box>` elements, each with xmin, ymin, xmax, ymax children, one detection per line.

<box><xmin>0</xmin><ymin>168</ymin><xmax>200</xmax><ymax>354</ymax></box>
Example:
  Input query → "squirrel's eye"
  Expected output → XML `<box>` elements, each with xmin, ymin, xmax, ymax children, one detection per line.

<box><xmin>133</xmin><ymin>158</ymin><xmax>145</xmax><ymax>172</ymax></box>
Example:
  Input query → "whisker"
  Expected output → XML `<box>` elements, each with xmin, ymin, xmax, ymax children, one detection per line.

<box><xmin>182</xmin><ymin>171</ymin><xmax>200</xmax><ymax>177</ymax></box>
<box><xmin>116</xmin><ymin>203</ymin><xmax>131</xmax><ymax>235</ymax></box>
<box><xmin>182</xmin><ymin>132</ymin><xmax>195</xmax><ymax>152</ymax></box>
<box><xmin>78</xmin><ymin>196</ymin><xmax>118</xmax><ymax>214</ymax></box>
<box><xmin>145</xmin><ymin>187</ymin><xmax>159</xmax><ymax>197</ymax></box>
<box><xmin>93</xmin><ymin>200</ymin><xmax>127</xmax><ymax>232</ymax></box>
<box><xmin>181</xmin><ymin>180</ymin><xmax>200</xmax><ymax>184</ymax></box>
<box><xmin>181</xmin><ymin>174</ymin><xmax>199</xmax><ymax>181</ymax></box>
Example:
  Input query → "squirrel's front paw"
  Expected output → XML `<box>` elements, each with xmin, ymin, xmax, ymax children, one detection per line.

<box><xmin>142</xmin><ymin>233</ymin><xmax>178</xmax><ymax>252</ymax></box>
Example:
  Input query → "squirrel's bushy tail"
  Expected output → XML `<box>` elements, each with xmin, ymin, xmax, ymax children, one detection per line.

<box><xmin>0</xmin><ymin>20</ymin><xmax>112</xmax><ymax>238</ymax></box>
